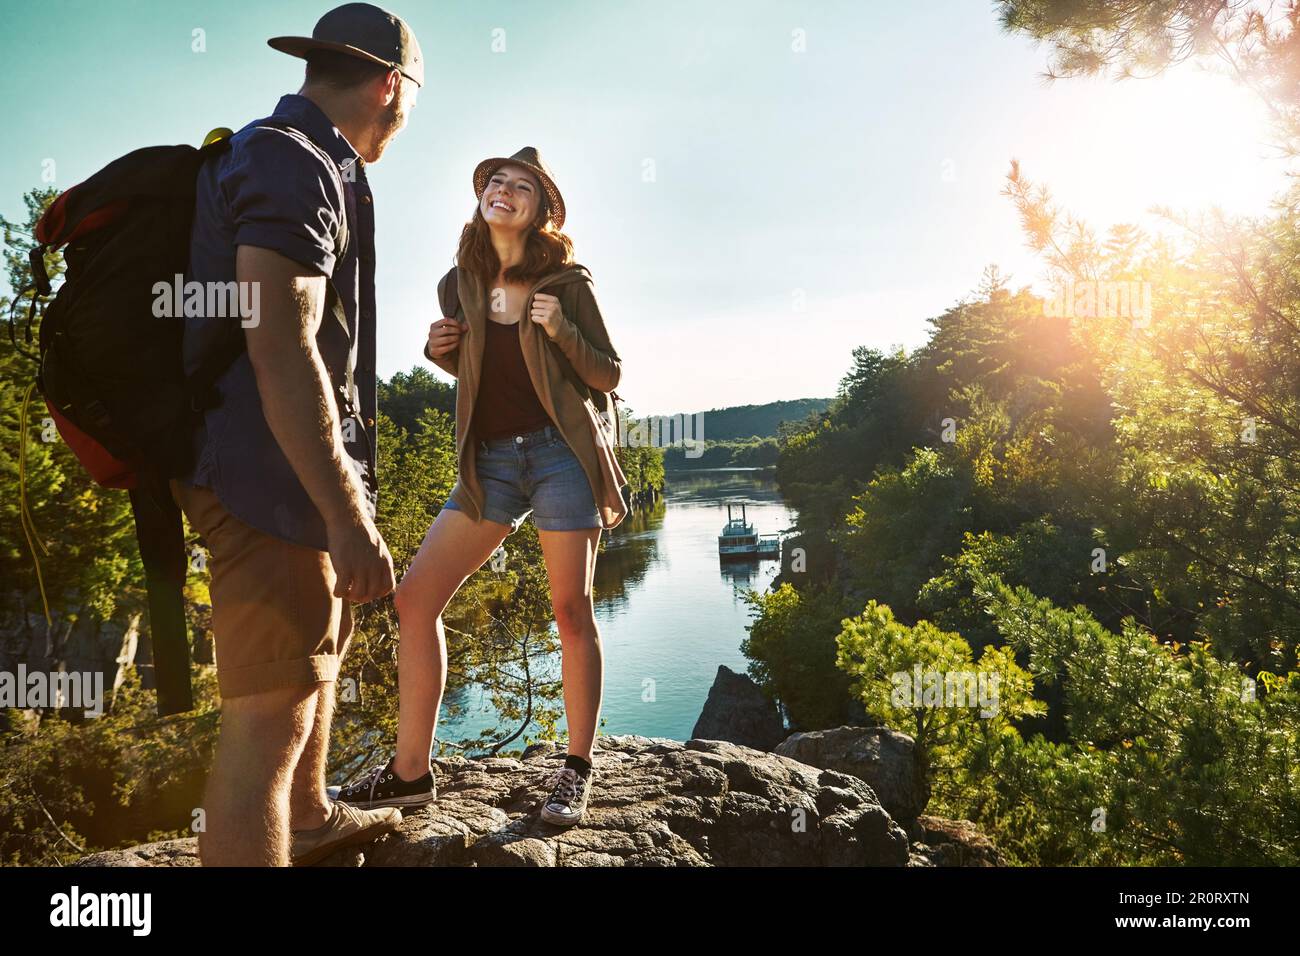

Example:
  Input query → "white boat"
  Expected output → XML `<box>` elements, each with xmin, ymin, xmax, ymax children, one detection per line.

<box><xmin>717</xmin><ymin>502</ymin><xmax>781</xmax><ymax>558</ymax></box>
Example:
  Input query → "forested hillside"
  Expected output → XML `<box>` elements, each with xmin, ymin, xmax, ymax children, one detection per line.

<box><xmin>741</xmin><ymin>0</ymin><xmax>1300</xmax><ymax>867</ymax></box>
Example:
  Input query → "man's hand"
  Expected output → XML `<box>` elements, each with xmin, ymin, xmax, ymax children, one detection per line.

<box><xmin>529</xmin><ymin>292</ymin><xmax>565</xmax><ymax>339</ymax></box>
<box><xmin>327</xmin><ymin>512</ymin><xmax>396</xmax><ymax>602</ymax></box>
<box><xmin>426</xmin><ymin>315</ymin><xmax>465</xmax><ymax>358</ymax></box>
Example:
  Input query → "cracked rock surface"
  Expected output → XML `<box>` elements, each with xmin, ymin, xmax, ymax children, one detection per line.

<box><xmin>77</xmin><ymin>735</ymin><xmax>918</xmax><ymax>867</ymax></box>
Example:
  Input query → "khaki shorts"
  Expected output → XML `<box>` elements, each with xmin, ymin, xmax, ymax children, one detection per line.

<box><xmin>169</xmin><ymin>479</ymin><xmax>353</xmax><ymax>699</ymax></box>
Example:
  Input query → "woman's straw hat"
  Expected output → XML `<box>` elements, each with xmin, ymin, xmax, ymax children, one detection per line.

<box><xmin>473</xmin><ymin>146</ymin><xmax>566</xmax><ymax>230</ymax></box>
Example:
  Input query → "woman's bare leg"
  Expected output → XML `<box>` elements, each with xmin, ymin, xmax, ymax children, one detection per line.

<box><xmin>391</xmin><ymin>506</ymin><xmax>511</xmax><ymax>779</ymax></box>
<box><xmin>537</xmin><ymin>527</ymin><xmax>603</xmax><ymax>762</ymax></box>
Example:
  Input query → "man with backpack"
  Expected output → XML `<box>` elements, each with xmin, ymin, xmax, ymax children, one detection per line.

<box><xmin>169</xmin><ymin>3</ymin><xmax>421</xmax><ymax>866</ymax></box>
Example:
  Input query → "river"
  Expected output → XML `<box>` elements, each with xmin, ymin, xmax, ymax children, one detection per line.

<box><xmin>437</xmin><ymin>467</ymin><xmax>796</xmax><ymax>747</ymax></box>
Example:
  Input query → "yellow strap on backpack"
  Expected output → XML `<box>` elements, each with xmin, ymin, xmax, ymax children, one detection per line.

<box><xmin>18</xmin><ymin>382</ymin><xmax>52</xmax><ymax>625</ymax></box>
<box><xmin>201</xmin><ymin>127</ymin><xmax>234</xmax><ymax>147</ymax></box>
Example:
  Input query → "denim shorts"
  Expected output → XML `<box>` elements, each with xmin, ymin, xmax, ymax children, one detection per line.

<box><xmin>444</xmin><ymin>423</ymin><xmax>601</xmax><ymax>532</ymax></box>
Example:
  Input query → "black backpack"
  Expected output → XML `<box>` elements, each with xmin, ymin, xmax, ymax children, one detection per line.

<box><xmin>10</xmin><ymin>120</ymin><xmax>344</xmax><ymax>716</ymax></box>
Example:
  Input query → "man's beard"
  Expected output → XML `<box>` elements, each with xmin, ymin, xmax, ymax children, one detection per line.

<box><xmin>364</xmin><ymin>90</ymin><xmax>403</xmax><ymax>161</ymax></box>
<box><xmin>371</xmin><ymin>88</ymin><xmax>405</xmax><ymax>158</ymax></box>
<box><xmin>380</xmin><ymin>97</ymin><xmax>403</xmax><ymax>141</ymax></box>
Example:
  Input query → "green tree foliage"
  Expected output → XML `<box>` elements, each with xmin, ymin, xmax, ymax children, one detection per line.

<box><xmin>0</xmin><ymin>670</ymin><xmax>221</xmax><ymax>866</ymax></box>
<box><xmin>774</xmin><ymin>346</ymin><xmax>916</xmax><ymax>530</ymax></box>
<box><xmin>834</xmin><ymin>448</ymin><xmax>975</xmax><ymax>620</ymax></box>
<box><xmin>653</xmin><ymin>397</ymin><xmax>830</xmax><ymax>443</ymax></box>
<box><xmin>917</xmin><ymin>519</ymin><xmax>1102</xmax><ymax>653</ymax></box>
<box><xmin>377</xmin><ymin>366</ymin><xmax>454</xmax><ymax>435</ymax></box>
<box><xmin>750</xmin><ymin>170</ymin><xmax>1300</xmax><ymax>859</ymax></box>
<box><xmin>1004</xmin><ymin>161</ymin><xmax>1300</xmax><ymax>669</ymax></box>
<box><xmin>835</xmin><ymin>598</ymin><xmax>1044</xmax><ymax>825</ymax></box>
<box><xmin>968</xmin><ymin>571</ymin><xmax>1300</xmax><ymax>865</ymax></box>
<box><xmin>996</xmin><ymin>0</ymin><xmax>1300</xmax><ymax>152</ymax></box>
<box><xmin>740</xmin><ymin>582</ymin><xmax>855</xmax><ymax>730</ymax></box>
<box><xmin>661</xmin><ymin>435</ymin><xmax>778</xmax><ymax>471</ymax></box>
<box><xmin>613</xmin><ymin>413</ymin><xmax>666</xmax><ymax>493</ymax></box>
<box><xmin>748</xmin><ymin>18</ymin><xmax>1300</xmax><ymax>859</ymax></box>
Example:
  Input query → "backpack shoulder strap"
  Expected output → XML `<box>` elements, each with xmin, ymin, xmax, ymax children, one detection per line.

<box><xmin>437</xmin><ymin>265</ymin><xmax>460</xmax><ymax>318</ymax></box>
<box><xmin>130</xmin><ymin>478</ymin><xmax>194</xmax><ymax>715</ymax></box>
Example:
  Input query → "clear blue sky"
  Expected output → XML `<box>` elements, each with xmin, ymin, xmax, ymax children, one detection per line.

<box><xmin>1</xmin><ymin>0</ymin><xmax>1289</xmax><ymax>415</ymax></box>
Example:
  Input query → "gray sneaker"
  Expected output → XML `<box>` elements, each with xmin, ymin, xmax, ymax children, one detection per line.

<box><xmin>540</xmin><ymin>766</ymin><xmax>594</xmax><ymax>827</ymax></box>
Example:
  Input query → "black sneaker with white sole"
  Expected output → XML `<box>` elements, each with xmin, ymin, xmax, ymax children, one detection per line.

<box><xmin>539</xmin><ymin>766</ymin><xmax>594</xmax><ymax>827</ymax></box>
<box><xmin>329</xmin><ymin>757</ymin><xmax>435</xmax><ymax>810</ymax></box>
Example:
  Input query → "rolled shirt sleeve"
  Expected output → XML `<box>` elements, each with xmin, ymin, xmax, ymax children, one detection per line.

<box><xmin>220</xmin><ymin>127</ymin><xmax>343</xmax><ymax>275</ymax></box>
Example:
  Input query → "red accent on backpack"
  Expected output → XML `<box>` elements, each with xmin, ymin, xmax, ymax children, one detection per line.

<box><xmin>43</xmin><ymin>399</ymin><xmax>140</xmax><ymax>490</ymax></box>
<box><xmin>35</xmin><ymin>189</ymin><xmax>130</xmax><ymax>246</ymax></box>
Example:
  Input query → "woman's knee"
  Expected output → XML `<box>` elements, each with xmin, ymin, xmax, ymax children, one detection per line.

<box><xmin>394</xmin><ymin>577</ymin><xmax>450</xmax><ymax>622</ymax></box>
<box><xmin>552</xmin><ymin>595</ymin><xmax>597</xmax><ymax>636</ymax></box>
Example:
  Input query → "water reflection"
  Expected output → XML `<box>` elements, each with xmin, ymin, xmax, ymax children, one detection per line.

<box><xmin>718</xmin><ymin>558</ymin><xmax>770</xmax><ymax>588</ymax></box>
<box><xmin>590</xmin><ymin>498</ymin><xmax>664</xmax><ymax>612</ymax></box>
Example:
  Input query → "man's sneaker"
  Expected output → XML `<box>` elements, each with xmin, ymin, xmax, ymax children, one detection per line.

<box><xmin>290</xmin><ymin>801</ymin><xmax>402</xmax><ymax>867</ymax></box>
<box><xmin>328</xmin><ymin>758</ymin><xmax>436</xmax><ymax>810</ymax></box>
<box><xmin>539</xmin><ymin>766</ymin><xmax>594</xmax><ymax>827</ymax></box>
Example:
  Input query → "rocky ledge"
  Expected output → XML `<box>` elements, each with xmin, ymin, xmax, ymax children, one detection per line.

<box><xmin>77</xmin><ymin>735</ymin><xmax>999</xmax><ymax>867</ymax></box>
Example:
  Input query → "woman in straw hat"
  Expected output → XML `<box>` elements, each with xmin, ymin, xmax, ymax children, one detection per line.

<box><xmin>333</xmin><ymin>147</ymin><xmax>629</xmax><ymax>828</ymax></box>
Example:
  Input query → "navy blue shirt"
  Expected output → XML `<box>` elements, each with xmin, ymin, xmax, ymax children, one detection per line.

<box><xmin>180</xmin><ymin>94</ymin><xmax>379</xmax><ymax>551</ymax></box>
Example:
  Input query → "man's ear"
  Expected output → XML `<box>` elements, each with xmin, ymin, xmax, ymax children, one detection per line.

<box><xmin>379</xmin><ymin>67</ymin><xmax>401</xmax><ymax>106</ymax></box>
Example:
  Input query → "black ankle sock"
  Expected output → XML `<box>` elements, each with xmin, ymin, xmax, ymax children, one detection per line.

<box><xmin>390</xmin><ymin>757</ymin><xmax>430</xmax><ymax>784</ymax></box>
<box><xmin>564</xmin><ymin>754</ymin><xmax>592</xmax><ymax>777</ymax></box>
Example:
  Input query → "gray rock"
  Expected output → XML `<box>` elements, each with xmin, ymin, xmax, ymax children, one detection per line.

<box><xmin>774</xmin><ymin>725</ymin><xmax>926</xmax><ymax>824</ymax></box>
<box><xmin>691</xmin><ymin>665</ymin><xmax>785</xmax><ymax>751</ymax></box>
<box><xmin>76</xmin><ymin>735</ymin><xmax>911</xmax><ymax>867</ymax></box>
<box><xmin>76</xmin><ymin>839</ymin><xmax>200</xmax><ymax>867</ymax></box>
<box><xmin>906</xmin><ymin>815</ymin><xmax>1007</xmax><ymax>867</ymax></box>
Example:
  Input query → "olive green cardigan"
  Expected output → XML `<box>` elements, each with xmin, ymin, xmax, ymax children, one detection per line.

<box><xmin>428</xmin><ymin>263</ymin><xmax>630</xmax><ymax>530</ymax></box>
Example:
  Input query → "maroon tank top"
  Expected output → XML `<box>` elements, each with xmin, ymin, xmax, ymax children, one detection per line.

<box><xmin>472</xmin><ymin>319</ymin><xmax>554</xmax><ymax>440</ymax></box>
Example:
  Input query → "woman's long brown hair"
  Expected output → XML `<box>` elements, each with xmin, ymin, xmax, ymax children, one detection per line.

<box><xmin>455</xmin><ymin>194</ymin><xmax>575</xmax><ymax>285</ymax></box>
